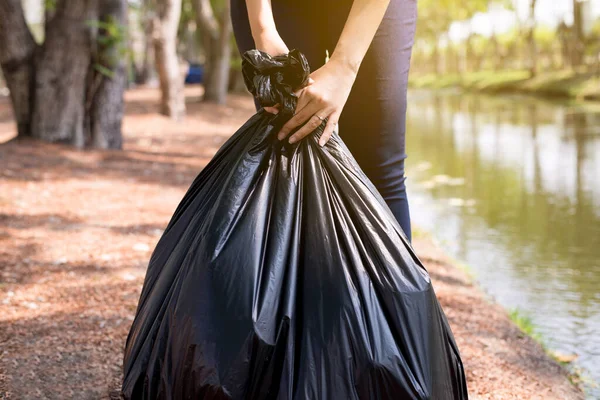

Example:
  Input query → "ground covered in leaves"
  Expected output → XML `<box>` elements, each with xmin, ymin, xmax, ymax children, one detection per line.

<box><xmin>0</xmin><ymin>87</ymin><xmax>583</xmax><ymax>399</ymax></box>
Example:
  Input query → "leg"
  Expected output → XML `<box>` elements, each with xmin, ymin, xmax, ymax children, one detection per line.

<box><xmin>230</xmin><ymin>0</ymin><xmax>416</xmax><ymax>240</ymax></box>
<box><xmin>230</xmin><ymin>0</ymin><xmax>329</xmax><ymax>97</ymax></box>
<box><xmin>326</xmin><ymin>0</ymin><xmax>417</xmax><ymax>241</ymax></box>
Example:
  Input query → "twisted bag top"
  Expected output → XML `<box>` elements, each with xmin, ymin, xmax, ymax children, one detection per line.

<box><xmin>242</xmin><ymin>49</ymin><xmax>309</xmax><ymax>115</ymax></box>
<box><xmin>121</xmin><ymin>50</ymin><xmax>468</xmax><ymax>400</ymax></box>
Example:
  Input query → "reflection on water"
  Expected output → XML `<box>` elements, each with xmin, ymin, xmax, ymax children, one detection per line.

<box><xmin>406</xmin><ymin>90</ymin><xmax>600</xmax><ymax>397</ymax></box>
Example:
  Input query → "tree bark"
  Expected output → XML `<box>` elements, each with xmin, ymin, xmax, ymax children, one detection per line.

<box><xmin>153</xmin><ymin>0</ymin><xmax>186</xmax><ymax>119</ymax></box>
<box><xmin>0</xmin><ymin>0</ymin><xmax>37</xmax><ymax>137</ymax></box>
<box><xmin>194</xmin><ymin>0</ymin><xmax>231</xmax><ymax>104</ymax></box>
<box><xmin>0</xmin><ymin>0</ymin><xmax>126</xmax><ymax>148</ymax></box>
<box><xmin>204</xmin><ymin>2</ymin><xmax>231</xmax><ymax>104</ymax></box>
<box><xmin>88</xmin><ymin>0</ymin><xmax>128</xmax><ymax>149</ymax></box>
<box><xmin>526</xmin><ymin>0</ymin><xmax>537</xmax><ymax>77</ymax></box>
<box><xmin>135</xmin><ymin>0</ymin><xmax>156</xmax><ymax>84</ymax></box>
<box><xmin>136</xmin><ymin>18</ymin><xmax>156</xmax><ymax>84</ymax></box>
<box><xmin>32</xmin><ymin>0</ymin><xmax>92</xmax><ymax>146</ymax></box>
<box><xmin>432</xmin><ymin>40</ymin><xmax>441</xmax><ymax>75</ymax></box>
<box><xmin>572</xmin><ymin>0</ymin><xmax>584</xmax><ymax>67</ymax></box>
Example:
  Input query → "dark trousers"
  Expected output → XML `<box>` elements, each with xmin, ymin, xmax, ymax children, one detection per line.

<box><xmin>230</xmin><ymin>0</ymin><xmax>417</xmax><ymax>241</ymax></box>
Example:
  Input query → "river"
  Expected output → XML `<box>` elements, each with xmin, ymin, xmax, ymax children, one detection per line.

<box><xmin>405</xmin><ymin>89</ymin><xmax>600</xmax><ymax>398</ymax></box>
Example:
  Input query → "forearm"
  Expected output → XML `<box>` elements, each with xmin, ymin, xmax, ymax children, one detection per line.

<box><xmin>329</xmin><ymin>0</ymin><xmax>390</xmax><ymax>74</ymax></box>
<box><xmin>245</xmin><ymin>0</ymin><xmax>289</xmax><ymax>56</ymax></box>
<box><xmin>245</xmin><ymin>0</ymin><xmax>278</xmax><ymax>41</ymax></box>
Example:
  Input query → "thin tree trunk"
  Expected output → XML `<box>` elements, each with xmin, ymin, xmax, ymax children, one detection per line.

<box><xmin>194</xmin><ymin>0</ymin><xmax>231</xmax><ymax>104</ymax></box>
<box><xmin>229</xmin><ymin>67</ymin><xmax>247</xmax><ymax>93</ymax></box>
<box><xmin>490</xmin><ymin>34</ymin><xmax>501</xmax><ymax>71</ymax></box>
<box><xmin>203</xmin><ymin>2</ymin><xmax>231</xmax><ymax>104</ymax></box>
<box><xmin>572</xmin><ymin>0</ymin><xmax>584</xmax><ymax>67</ymax></box>
<box><xmin>432</xmin><ymin>40</ymin><xmax>441</xmax><ymax>75</ymax></box>
<box><xmin>136</xmin><ymin>0</ymin><xmax>156</xmax><ymax>84</ymax></box>
<box><xmin>153</xmin><ymin>0</ymin><xmax>185</xmax><ymax>119</ymax></box>
<box><xmin>527</xmin><ymin>0</ymin><xmax>537</xmax><ymax>77</ymax></box>
<box><xmin>194</xmin><ymin>0</ymin><xmax>216</xmax><ymax>99</ymax></box>
<box><xmin>88</xmin><ymin>0</ymin><xmax>128</xmax><ymax>148</ymax></box>
<box><xmin>32</xmin><ymin>0</ymin><xmax>92</xmax><ymax>146</ymax></box>
<box><xmin>0</xmin><ymin>0</ymin><xmax>37</xmax><ymax>137</ymax></box>
<box><xmin>138</xmin><ymin>21</ymin><xmax>156</xmax><ymax>84</ymax></box>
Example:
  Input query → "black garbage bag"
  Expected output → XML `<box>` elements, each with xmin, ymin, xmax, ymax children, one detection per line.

<box><xmin>122</xmin><ymin>49</ymin><xmax>468</xmax><ymax>400</ymax></box>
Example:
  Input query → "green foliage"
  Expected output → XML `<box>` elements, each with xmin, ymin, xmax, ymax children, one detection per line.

<box><xmin>508</xmin><ymin>307</ymin><xmax>582</xmax><ymax>387</ymax></box>
<box><xmin>509</xmin><ymin>308</ymin><xmax>543</xmax><ymax>343</ymax></box>
<box><xmin>411</xmin><ymin>68</ymin><xmax>600</xmax><ymax>101</ymax></box>
<box><xmin>44</xmin><ymin>0</ymin><xmax>57</xmax><ymax>12</ymax></box>
<box><xmin>469</xmin><ymin>34</ymin><xmax>488</xmax><ymax>54</ymax></box>
<box><xmin>534</xmin><ymin>25</ymin><xmax>557</xmax><ymax>52</ymax></box>
<box><xmin>86</xmin><ymin>17</ymin><xmax>129</xmax><ymax>79</ymax></box>
<box><xmin>417</xmin><ymin>0</ymin><xmax>489</xmax><ymax>39</ymax></box>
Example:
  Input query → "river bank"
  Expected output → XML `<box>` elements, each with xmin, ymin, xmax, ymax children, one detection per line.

<box><xmin>411</xmin><ymin>232</ymin><xmax>583</xmax><ymax>399</ymax></box>
<box><xmin>409</xmin><ymin>69</ymin><xmax>600</xmax><ymax>102</ymax></box>
<box><xmin>0</xmin><ymin>87</ymin><xmax>583</xmax><ymax>399</ymax></box>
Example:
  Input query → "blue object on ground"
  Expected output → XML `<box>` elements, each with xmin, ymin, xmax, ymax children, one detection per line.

<box><xmin>185</xmin><ymin>63</ymin><xmax>204</xmax><ymax>84</ymax></box>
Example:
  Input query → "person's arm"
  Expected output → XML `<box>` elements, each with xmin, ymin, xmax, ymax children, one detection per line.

<box><xmin>277</xmin><ymin>0</ymin><xmax>391</xmax><ymax>146</ymax></box>
<box><xmin>245</xmin><ymin>0</ymin><xmax>289</xmax><ymax>57</ymax></box>
<box><xmin>246</xmin><ymin>0</ymin><xmax>390</xmax><ymax>146</ymax></box>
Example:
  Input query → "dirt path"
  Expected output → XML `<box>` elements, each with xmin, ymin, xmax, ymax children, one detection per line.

<box><xmin>0</xmin><ymin>87</ymin><xmax>582</xmax><ymax>400</ymax></box>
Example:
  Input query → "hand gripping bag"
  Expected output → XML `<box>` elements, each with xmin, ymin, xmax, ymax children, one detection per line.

<box><xmin>122</xmin><ymin>50</ymin><xmax>468</xmax><ymax>400</ymax></box>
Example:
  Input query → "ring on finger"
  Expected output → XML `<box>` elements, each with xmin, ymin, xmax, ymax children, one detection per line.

<box><xmin>314</xmin><ymin>114</ymin><xmax>325</xmax><ymax>121</ymax></box>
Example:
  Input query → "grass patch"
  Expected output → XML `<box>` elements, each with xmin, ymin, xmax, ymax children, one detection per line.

<box><xmin>411</xmin><ymin>226</ymin><xmax>431</xmax><ymax>240</ymax></box>
<box><xmin>414</xmin><ymin>226</ymin><xmax>585</xmax><ymax>389</ymax></box>
<box><xmin>509</xmin><ymin>308</ymin><xmax>543</xmax><ymax>343</ymax></box>
<box><xmin>508</xmin><ymin>308</ymin><xmax>583</xmax><ymax>387</ymax></box>
<box><xmin>409</xmin><ymin>69</ymin><xmax>600</xmax><ymax>101</ymax></box>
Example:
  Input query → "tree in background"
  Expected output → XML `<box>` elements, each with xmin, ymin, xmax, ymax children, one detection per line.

<box><xmin>3</xmin><ymin>0</ymin><xmax>248</xmax><ymax>143</ymax></box>
<box><xmin>152</xmin><ymin>0</ymin><xmax>186</xmax><ymax>119</ymax></box>
<box><xmin>572</xmin><ymin>0</ymin><xmax>585</xmax><ymax>67</ymax></box>
<box><xmin>416</xmin><ymin>0</ymin><xmax>489</xmax><ymax>76</ymax></box>
<box><xmin>0</xmin><ymin>0</ymin><xmax>127</xmax><ymax>148</ymax></box>
<box><xmin>525</xmin><ymin>0</ymin><xmax>538</xmax><ymax>77</ymax></box>
<box><xmin>411</xmin><ymin>0</ymin><xmax>600</xmax><ymax>77</ymax></box>
<box><xmin>193</xmin><ymin>0</ymin><xmax>232</xmax><ymax>104</ymax></box>
<box><xmin>132</xmin><ymin>0</ymin><xmax>156</xmax><ymax>84</ymax></box>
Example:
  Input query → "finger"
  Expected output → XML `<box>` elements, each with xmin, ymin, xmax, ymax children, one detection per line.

<box><xmin>264</xmin><ymin>106</ymin><xmax>279</xmax><ymax>115</ymax></box>
<box><xmin>293</xmin><ymin>87</ymin><xmax>311</xmax><ymax>114</ymax></box>
<box><xmin>287</xmin><ymin>78</ymin><xmax>314</xmax><ymax>116</ymax></box>
<box><xmin>277</xmin><ymin>99</ymin><xmax>318</xmax><ymax>140</ymax></box>
<box><xmin>318</xmin><ymin>112</ymin><xmax>339</xmax><ymax>147</ymax></box>
<box><xmin>288</xmin><ymin>112</ymin><xmax>329</xmax><ymax>144</ymax></box>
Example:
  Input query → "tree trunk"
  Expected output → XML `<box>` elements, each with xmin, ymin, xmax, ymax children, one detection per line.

<box><xmin>0</xmin><ymin>0</ymin><xmax>37</xmax><ymax>137</ymax></box>
<box><xmin>490</xmin><ymin>34</ymin><xmax>502</xmax><ymax>72</ymax></box>
<box><xmin>135</xmin><ymin>0</ymin><xmax>156</xmax><ymax>84</ymax></box>
<box><xmin>464</xmin><ymin>35</ymin><xmax>473</xmax><ymax>73</ymax></box>
<box><xmin>229</xmin><ymin>67</ymin><xmax>247</xmax><ymax>93</ymax></box>
<box><xmin>31</xmin><ymin>0</ymin><xmax>92</xmax><ymax>146</ymax></box>
<box><xmin>572</xmin><ymin>0</ymin><xmax>584</xmax><ymax>67</ymax></box>
<box><xmin>204</xmin><ymin>2</ymin><xmax>231</xmax><ymax>104</ymax></box>
<box><xmin>432</xmin><ymin>40</ymin><xmax>441</xmax><ymax>75</ymax></box>
<box><xmin>153</xmin><ymin>0</ymin><xmax>186</xmax><ymax>120</ymax></box>
<box><xmin>88</xmin><ymin>0</ymin><xmax>128</xmax><ymax>149</ymax></box>
<box><xmin>527</xmin><ymin>0</ymin><xmax>537</xmax><ymax>77</ymax></box>
<box><xmin>0</xmin><ymin>0</ymin><xmax>126</xmax><ymax>148</ymax></box>
<box><xmin>194</xmin><ymin>0</ymin><xmax>231</xmax><ymax>104</ymax></box>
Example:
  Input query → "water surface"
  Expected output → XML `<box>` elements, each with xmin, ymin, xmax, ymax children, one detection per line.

<box><xmin>405</xmin><ymin>90</ymin><xmax>600</xmax><ymax>397</ymax></box>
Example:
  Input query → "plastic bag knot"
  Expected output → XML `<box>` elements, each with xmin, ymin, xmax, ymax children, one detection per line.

<box><xmin>242</xmin><ymin>49</ymin><xmax>310</xmax><ymax>116</ymax></box>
